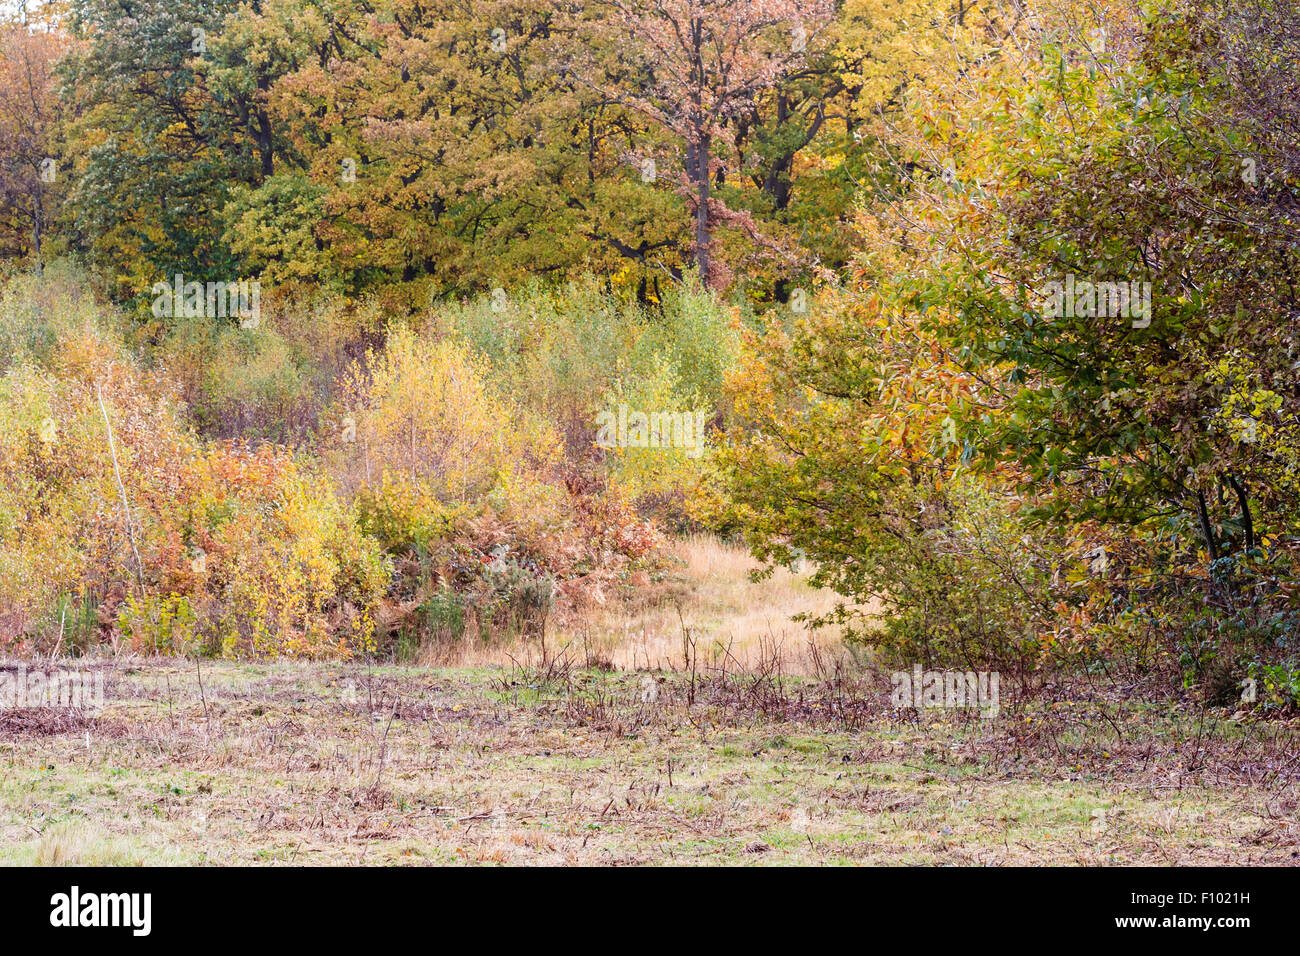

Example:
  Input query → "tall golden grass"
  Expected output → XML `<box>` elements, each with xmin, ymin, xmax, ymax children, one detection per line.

<box><xmin>421</xmin><ymin>534</ymin><xmax>871</xmax><ymax>675</ymax></box>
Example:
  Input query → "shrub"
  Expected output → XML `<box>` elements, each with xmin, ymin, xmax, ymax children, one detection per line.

<box><xmin>0</xmin><ymin>270</ymin><xmax>390</xmax><ymax>658</ymax></box>
<box><xmin>117</xmin><ymin>594</ymin><xmax>198</xmax><ymax>655</ymax></box>
<box><xmin>330</xmin><ymin>326</ymin><xmax>560</xmax><ymax>500</ymax></box>
<box><xmin>596</xmin><ymin>359</ymin><xmax>712</xmax><ymax>522</ymax></box>
<box><xmin>184</xmin><ymin>446</ymin><xmax>390</xmax><ymax>658</ymax></box>
<box><xmin>354</xmin><ymin>477</ymin><xmax>463</xmax><ymax>555</ymax></box>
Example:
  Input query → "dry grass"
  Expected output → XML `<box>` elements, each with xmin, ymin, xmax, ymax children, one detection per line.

<box><xmin>3</xmin><ymin>537</ymin><xmax>1295</xmax><ymax>866</ymax></box>
<box><xmin>1</xmin><ymin>659</ymin><xmax>1296</xmax><ymax>866</ymax></box>
<box><xmin>420</xmin><ymin>534</ymin><xmax>867</xmax><ymax>674</ymax></box>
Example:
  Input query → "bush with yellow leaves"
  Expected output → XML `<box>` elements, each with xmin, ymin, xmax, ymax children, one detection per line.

<box><xmin>328</xmin><ymin>327</ymin><xmax>561</xmax><ymax>501</ymax></box>
<box><xmin>0</xmin><ymin>268</ymin><xmax>389</xmax><ymax>658</ymax></box>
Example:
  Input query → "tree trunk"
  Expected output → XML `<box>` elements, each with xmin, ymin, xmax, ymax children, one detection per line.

<box><xmin>1225</xmin><ymin>473</ymin><xmax>1255</xmax><ymax>553</ymax></box>
<box><xmin>255</xmin><ymin>76</ymin><xmax>275</xmax><ymax>179</ymax></box>
<box><xmin>1196</xmin><ymin>489</ymin><xmax>1220</xmax><ymax>564</ymax></box>
<box><xmin>32</xmin><ymin>176</ymin><xmax>42</xmax><ymax>256</ymax></box>
<box><xmin>693</xmin><ymin>130</ymin><xmax>711</xmax><ymax>286</ymax></box>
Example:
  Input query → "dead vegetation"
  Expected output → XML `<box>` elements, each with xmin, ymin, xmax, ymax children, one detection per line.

<box><xmin>2</xmin><ymin>542</ymin><xmax>1295</xmax><ymax>866</ymax></box>
<box><xmin>1</xmin><ymin>655</ymin><xmax>1296</xmax><ymax>866</ymax></box>
<box><xmin>412</xmin><ymin>535</ymin><xmax>862</xmax><ymax>674</ymax></box>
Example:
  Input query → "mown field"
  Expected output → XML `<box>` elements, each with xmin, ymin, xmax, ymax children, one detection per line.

<box><xmin>3</xmin><ymin>657</ymin><xmax>1297</xmax><ymax>866</ymax></box>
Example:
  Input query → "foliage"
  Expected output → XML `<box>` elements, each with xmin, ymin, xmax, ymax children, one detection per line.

<box><xmin>0</xmin><ymin>270</ymin><xmax>389</xmax><ymax>657</ymax></box>
<box><xmin>4</xmin><ymin>0</ymin><xmax>1300</xmax><ymax>710</ymax></box>
<box><xmin>0</xmin><ymin>16</ymin><xmax>69</xmax><ymax>260</ymax></box>
<box><xmin>716</xmin><ymin>0</ymin><xmax>1300</xmax><ymax>699</ymax></box>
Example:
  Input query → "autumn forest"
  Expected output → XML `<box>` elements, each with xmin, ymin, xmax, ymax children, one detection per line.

<box><xmin>0</xmin><ymin>0</ymin><xmax>1298</xmax><ymax>871</ymax></box>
